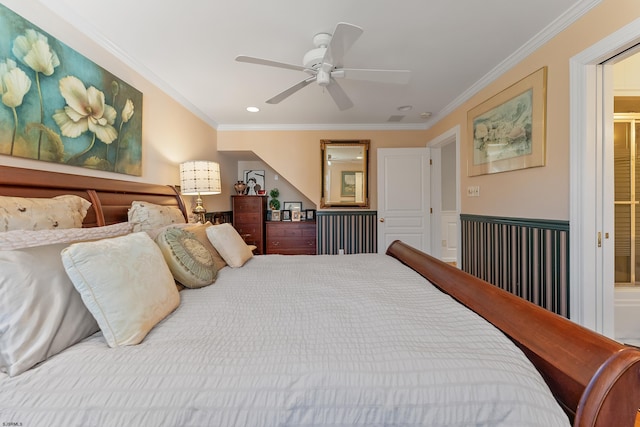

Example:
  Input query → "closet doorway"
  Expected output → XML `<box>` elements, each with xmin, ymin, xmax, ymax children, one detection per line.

<box><xmin>614</xmin><ymin>114</ymin><xmax>640</xmax><ymax>286</ymax></box>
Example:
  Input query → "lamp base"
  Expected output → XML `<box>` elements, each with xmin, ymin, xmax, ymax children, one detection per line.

<box><xmin>193</xmin><ymin>194</ymin><xmax>206</xmax><ymax>224</ymax></box>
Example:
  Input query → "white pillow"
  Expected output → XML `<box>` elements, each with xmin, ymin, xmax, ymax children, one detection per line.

<box><xmin>61</xmin><ymin>232</ymin><xmax>180</xmax><ymax>347</ymax></box>
<box><xmin>128</xmin><ymin>201</ymin><xmax>186</xmax><ymax>232</ymax></box>
<box><xmin>0</xmin><ymin>243</ymin><xmax>99</xmax><ymax>376</ymax></box>
<box><xmin>0</xmin><ymin>194</ymin><xmax>91</xmax><ymax>232</ymax></box>
<box><xmin>205</xmin><ymin>223</ymin><xmax>253</xmax><ymax>268</ymax></box>
<box><xmin>0</xmin><ymin>222</ymin><xmax>132</xmax><ymax>250</ymax></box>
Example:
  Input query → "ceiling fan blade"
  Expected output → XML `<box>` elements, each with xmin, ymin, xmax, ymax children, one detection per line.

<box><xmin>266</xmin><ymin>77</ymin><xmax>316</xmax><ymax>104</ymax></box>
<box><xmin>338</xmin><ymin>68</ymin><xmax>411</xmax><ymax>84</ymax></box>
<box><xmin>236</xmin><ymin>55</ymin><xmax>308</xmax><ymax>72</ymax></box>
<box><xmin>324</xmin><ymin>22</ymin><xmax>363</xmax><ymax>68</ymax></box>
<box><xmin>326</xmin><ymin>81</ymin><xmax>353</xmax><ymax>111</ymax></box>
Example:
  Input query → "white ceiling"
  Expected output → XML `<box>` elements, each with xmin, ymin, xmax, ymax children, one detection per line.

<box><xmin>37</xmin><ymin>0</ymin><xmax>593</xmax><ymax>130</ymax></box>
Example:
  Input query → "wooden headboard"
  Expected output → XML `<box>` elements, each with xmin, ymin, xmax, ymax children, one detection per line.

<box><xmin>0</xmin><ymin>165</ymin><xmax>188</xmax><ymax>226</ymax></box>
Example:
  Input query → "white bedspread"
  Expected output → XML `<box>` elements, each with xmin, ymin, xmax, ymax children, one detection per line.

<box><xmin>0</xmin><ymin>254</ymin><xmax>570</xmax><ymax>427</ymax></box>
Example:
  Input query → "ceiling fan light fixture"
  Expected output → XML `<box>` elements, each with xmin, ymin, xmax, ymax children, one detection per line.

<box><xmin>235</xmin><ymin>23</ymin><xmax>409</xmax><ymax>111</ymax></box>
<box><xmin>317</xmin><ymin>69</ymin><xmax>331</xmax><ymax>86</ymax></box>
<box><xmin>303</xmin><ymin>47</ymin><xmax>327</xmax><ymax>70</ymax></box>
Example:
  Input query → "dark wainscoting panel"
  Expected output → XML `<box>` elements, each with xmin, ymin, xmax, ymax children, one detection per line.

<box><xmin>460</xmin><ymin>214</ymin><xmax>570</xmax><ymax>317</ymax></box>
<box><xmin>317</xmin><ymin>211</ymin><xmax>377</xmax><ymax>255</ymax></box>
<box><xmin>205</xmin><ymin>211</ymin><xmax>233</xmax><ymax>225</ymax></box>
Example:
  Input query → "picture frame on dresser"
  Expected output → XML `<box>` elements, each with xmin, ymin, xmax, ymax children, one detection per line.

<box><xmin>291</xmin><ymin>210</ymin><xmax>301</xmax><ymax>222</ymax></box>
<box><xmin>305</xmin><ymin>209</ymin><xmax>316</xmax><ymax>220</ymax></box>
<box><xmin>281</xmin><ymin>210</ymin><xmax>291</xmax><ymax>221</ymax></box>
<box><xmin>283</xmin><ymin>201</ymin><xmax>302</xmax><ymax>212</ymax></box>
<box><xmin>270</xmin><ymin>210</ymin><xmax>281</xmax><ymax>221</ymax></box>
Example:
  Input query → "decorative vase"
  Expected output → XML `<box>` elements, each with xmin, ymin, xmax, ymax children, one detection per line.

<box><xmin>234</xmin><ymin>181</ymin><xmax>247</xmax><ymax>195</ymax></box>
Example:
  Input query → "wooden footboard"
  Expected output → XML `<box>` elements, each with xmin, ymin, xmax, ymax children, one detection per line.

<box><xmin>387</xmin><ymin>240</ymin><xmax>640</xmax><ymax>427</ymax></box>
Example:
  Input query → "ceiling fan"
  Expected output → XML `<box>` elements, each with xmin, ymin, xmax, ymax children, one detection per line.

<box><xmin>236</xmin><ymin>22</ymin><xmax>410</xmax><ymax>111</ymax></box>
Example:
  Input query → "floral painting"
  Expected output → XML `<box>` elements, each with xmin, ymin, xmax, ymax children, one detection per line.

<box><xmin>467</xmin><ymin>67</ymin><xmax>546</xmax><ymax>176</ymax></box>
<box><xmin>0</xmin><ymin>4</ymin><xmax>143</xmax><ymax>175</ymax></box>
<box><xmin>472</xmin><ymin>90</ymin><xmax>532</xmax><ymax>165</ymax></box>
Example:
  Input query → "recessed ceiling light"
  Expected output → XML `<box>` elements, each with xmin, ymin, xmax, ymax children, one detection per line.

<box><xmin>420</xmin><ymin>112</ymin><xmax>432</xmax><ymax>119</ymax></box>
<box><xmin>246</xmin><ymin>106</ymin><xmax>260</xmax><ymax>113</ymax></box>
<box><xmin>397</xmin><ymin>105</ymin><xmax>413</xmax><ymax>112</ymax></box>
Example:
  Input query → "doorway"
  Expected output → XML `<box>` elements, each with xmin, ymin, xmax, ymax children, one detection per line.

<box><xmin>377</xmin><ymin>148</ymin><xmax>431</xmax><ymax>254</ymax></box>
<box><xmin>427</xmin><ymin>126</ymin><xmax>461</xmax><ymax>266</ymax></box>
<box><xmin>570</xmin><ymin>18</ymin><xmax>640</xmax><ymax>338</ymax></box>
<box><xmin>613</xmin><ymin>114</ymin><xmax>640</xmax><ymax>286</ymax></box>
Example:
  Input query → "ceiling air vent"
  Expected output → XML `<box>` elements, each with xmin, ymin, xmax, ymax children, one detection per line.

<box><xmin>387</xmin><ymin>115</ymin><xmax>405</xmax><ymax>122</ymax></box>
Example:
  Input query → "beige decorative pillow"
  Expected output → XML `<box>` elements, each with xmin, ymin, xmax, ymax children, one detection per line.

<box><xmin>0</xmin><ymin>195</ymin><xmax>91</xmax><ymax>232</ymax></box>
<box><xmin>0</xmin><ymin>243</ymin><xmax>99</xmax><ymax>377</ymax></box>
<box><xmin>185</xmin><ymin>222</ymin><xmax>227</xmax><ymax>271</ymax></box>
<box><xmin>143</xmin><ymin>223</ymin><xmax>191</xmax><ymax>241</ymax></box>
<box><xmin>205</xmin><ymin>223</ymin><xmax>253</xmax><ymax>268</ymax></box>
<box><xmin>155</xmin><ymin>227</ymin><xmax>217</xmax><ymax>288</ymax></box>
<box><xmin>128</xmin><ymin>201</ymin><xmax>185</xmax><ymax>232</ymax></box>
<box><xmin>0</xmin><ymin>222</ymin><xmax>133</xmax><ymax>250</ymax></box>
<box><xmin>61</xmin><ymin>232</ymin><xmax>180</xmax><ymax>347</ymax></box>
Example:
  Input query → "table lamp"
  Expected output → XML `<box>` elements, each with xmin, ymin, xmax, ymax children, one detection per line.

<box><xmin>179</xmin><ymin>161</ymin><xmax>221</xmax><ymax>223</ymax></box>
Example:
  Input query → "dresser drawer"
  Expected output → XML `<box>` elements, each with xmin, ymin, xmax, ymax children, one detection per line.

<box><xmin>233</xmin><ymin>196</ymin><xmax>263</xmax><ymax>210</ymax></box>
<box><xmin>268</xmin><ymin>226</ymin><xmax>302</xmax><ymax>237</ymax></box>
<box><xmin>265</xmin><ymin>221</ymin><xmax>317</xmax><ymax>255</ymax></box>
<box><xmin>234</xmin><ymin>212</ymin><xmax>262</xmax><ymax>224</ymax></box>
<box><xmin>266</xmin><ymin>237</ymin><xmax>315</xmax><ymax>252</ymax></box>
<box><xmin>235</xmin><ymin>224</ymin><xmax>259</xmax><ymax>236</ymax></box>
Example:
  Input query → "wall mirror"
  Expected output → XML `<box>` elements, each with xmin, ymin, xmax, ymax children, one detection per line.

<box><xmin>321</xmin><ymin>139</ymin><xmax>369</xmax><ymax>208</ymax></box>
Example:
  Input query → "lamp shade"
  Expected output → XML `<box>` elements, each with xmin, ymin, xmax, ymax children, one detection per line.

<box><xmin>179</xmin><ymin>161</ymin><xmax>221</xmax><ymax>195</ymax></box>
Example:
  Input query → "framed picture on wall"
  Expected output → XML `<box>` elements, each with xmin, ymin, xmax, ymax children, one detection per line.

<box><xmin>467</xmin><ymin>67</ymin><xmax>547</xmax><ymax>176</ymax></box>
<box><xmin>243</xmin><ymin>170</ymin><xmax>265</xmax><ymax>195</ymax></box>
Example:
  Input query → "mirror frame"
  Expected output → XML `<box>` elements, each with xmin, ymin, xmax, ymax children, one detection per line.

<box><xmin>320</xmin><ymin>139</ymin><xmax>370</xmax><ymax>209</ymax></box>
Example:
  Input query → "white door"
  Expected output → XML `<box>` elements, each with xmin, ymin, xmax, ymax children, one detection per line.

<box><xmin>377</xmin><ymin>148</ymin><xmax>431</xmax><ymax>254</ymax></box>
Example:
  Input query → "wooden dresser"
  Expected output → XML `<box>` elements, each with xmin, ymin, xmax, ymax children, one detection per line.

<box><xmin>266</xmin><ymin>221</ymin><xmax>317</xmax><ymax>255</ymax></box>
<box><xmin>232</xmin><ymin>195</ymin><xmax>267</xmax><ymax>254</ymax></box>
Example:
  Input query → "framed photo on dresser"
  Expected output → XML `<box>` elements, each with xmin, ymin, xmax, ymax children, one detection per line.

<box><xmin>283</xmin><ymin>201</ymin><xmax>302</xmax><ymax>212</ymax></box>
<box><xmin>281</xmin><ymin>210</ymin><xmax>291</xmax><ymax>221</ymax></box>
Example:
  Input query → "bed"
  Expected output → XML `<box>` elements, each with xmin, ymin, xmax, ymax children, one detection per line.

<box><xmin>0</xmin><ymin>164</ymin><xmax>639</xmax><ymax>427</ymax></box>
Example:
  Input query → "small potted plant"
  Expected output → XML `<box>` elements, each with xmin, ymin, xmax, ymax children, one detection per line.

<box><xmin>269</xmin><ymin>188</ymin><xmax>280</xmax><ymax>210</ymax></box>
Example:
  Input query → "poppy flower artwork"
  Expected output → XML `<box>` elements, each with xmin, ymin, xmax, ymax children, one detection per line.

<box><xmin>0</xmin><ymin>3</ymin><xmax>143</xmax><ymax>176</ymax></box>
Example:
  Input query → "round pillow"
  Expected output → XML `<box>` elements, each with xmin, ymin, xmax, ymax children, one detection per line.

<box><xmin>155</xmin><ymin>227</ymin><xmax>217</xmax><ymax>288</ymax></box>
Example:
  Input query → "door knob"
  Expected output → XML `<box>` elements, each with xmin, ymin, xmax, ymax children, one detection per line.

<box><xmin>379</xmin><ymin>218</ymin><xmax>385</xmax><ymax>223</ymax></box>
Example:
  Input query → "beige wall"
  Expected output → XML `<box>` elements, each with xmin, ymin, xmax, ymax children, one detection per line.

<box><xmin>423</xmin><ymin>0</ymin><xmax>640</xmax><ymax>221</ymax></box>
<box><xmin>217</xmin><ymin>130</ymin><xmax>427</xmax><ymax>209</ymax></box>
<box><xmin>0</xmin><ymin>0</ymin><xmax>230</xmax><ymax>212</ymax></box>
<box><xmin>219</xmin><ymin>0</ymin><xmax>640</xmax><ymax>219</ymax></box>
<box><xmin>6</xmin><ymin>0</ymin><xmax>640</xmax><ymax>219</ymax></box>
